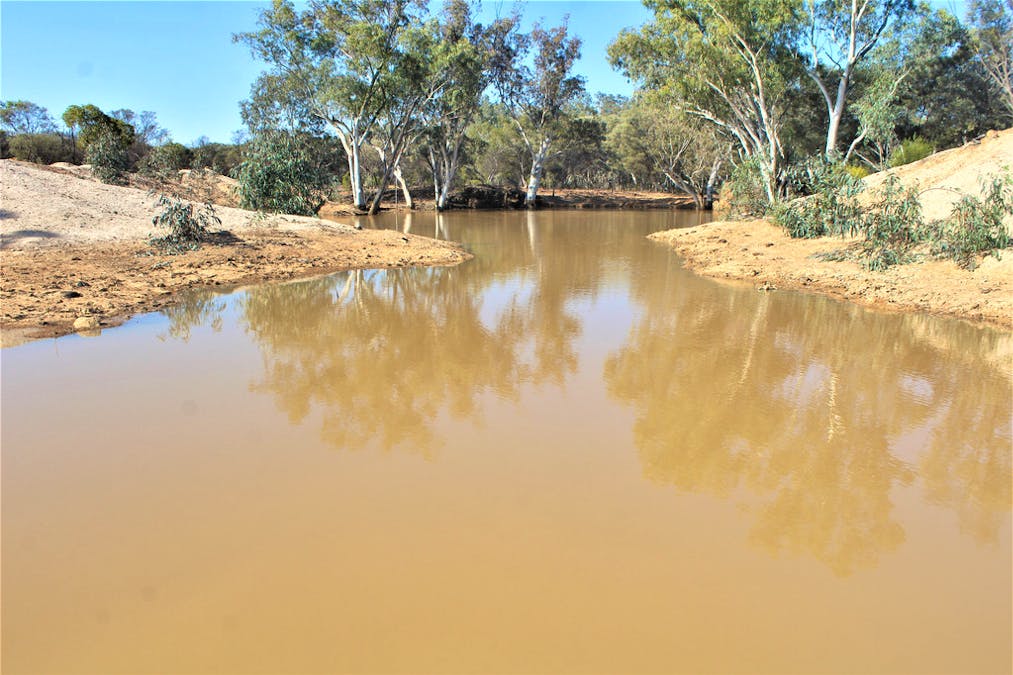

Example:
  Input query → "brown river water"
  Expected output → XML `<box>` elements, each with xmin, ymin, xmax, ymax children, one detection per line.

<box><xmin>2</xmin><ymin>210</ymin><xmax>1010</xmax><ymax>674</ymax></box>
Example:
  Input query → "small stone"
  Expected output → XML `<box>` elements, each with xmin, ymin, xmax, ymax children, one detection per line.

<box><xmin>63</xmin><ymin>291</ymin><xmax>83</xmax><ymax>299</ymax></box>
<box><xmin>73</xmin><ymin>316</ymin><xmax>100</xmax><ymax>331</ymax></box>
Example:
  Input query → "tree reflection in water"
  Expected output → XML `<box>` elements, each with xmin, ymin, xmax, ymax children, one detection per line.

<box><xmin>156</xmin><ymin>211</ymin><xmax>1009</xmax><ymax>575</ymax></box>
<box><xmin>605</xmin><ymin>270</ymin><xmax>1011</xmax><ymax>576</ymax></box>
<box><xmin>159</xmin><ymin>288</ymin><xmax>226</xmax><ymax>342</ymax></box>
<box><xmin>240</xmin><ymin>268</ymin><xmax>529</xmax><ymax>457</ymax></box>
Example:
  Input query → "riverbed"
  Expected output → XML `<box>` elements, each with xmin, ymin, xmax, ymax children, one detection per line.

<box><xmin>2</xmin><ymin>210</ymin><xmax>1010</xmax><ymax>673</ymax></box>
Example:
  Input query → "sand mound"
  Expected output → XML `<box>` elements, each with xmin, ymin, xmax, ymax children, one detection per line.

<box><xmin>0</xmin><ymin>159</ymin><xmax>352</xmax><ymax>249</ymax></box>
<box><xmin>862</xmin><ymin>128</ymin><xmax>1013</xmax><ymax>226</ymax></box>
<box><xmin>651</xmin><ymin>127</ymin><xmax>1013</xmax><ymax>329</ymax></box>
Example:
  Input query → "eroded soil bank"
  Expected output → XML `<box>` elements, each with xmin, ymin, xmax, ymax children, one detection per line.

<box><xmin>651</xmin><ymin>219</ymin><xmax>1012</xmax><ymax>330</ymax></box>
<box><xmin>0</xmin><ymin>160</ymin><xmax>469</xmax><ymax>346</ymax></box>
<box><xmin>652</xmin><ymin>129</ymin><xmax>1013</xmax><ymax>331</ymax></box>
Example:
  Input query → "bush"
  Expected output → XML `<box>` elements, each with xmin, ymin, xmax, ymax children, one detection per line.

<box><xmin>141</xmin><ymin>142</ymin><xmax>192</xmax><ymax>175</ymax></box>
<box><xmin>725</xmin><ymin>157</ymin><xmax>771</xmax><ymax>217</ymax></box>
<box><xmin>150</xmin><ymin>194</ymin><xmax>220</xmax><ymax>252</ymax></box>
<box><xmin>929</xmin><ymin>172</ymin><xmax>1013</xmax><ymax>268</ymax></box>
<box><xmin>774</xmin><ymin>161</ymin><xmax>866</xmax><ymax>238</ymax></box>
<box><xmin>8</xmin><ymin>132</ymin><xmax>75</xmax><ymax>164</ymax></box>
<box><xmin>235</xmin><ymin>132</ymin><xmax>330</xmax><ymax>215</ymax></box>
<box><xmin>888</xmin><ymin>136</ymin><xmax>935</xmax><ymax>168</ymax></box>
<box><xmin>844</xmin><ymin>165</ymin><xmax>871</xmax><ymax>180</ymax></box>
<box><xmin>192</xmin><ymin>141</ymin><xmax>242</xmax><ymax>176</ymax></box>
<box><xmin>87</xmin><ymin>131</ymin><xmax>131</xmax><ymax>183</ymax></box>
<box><xmin>859</xmin><ymin>177</ymin><xmax>927</xmax><ymax>270</ymax></box>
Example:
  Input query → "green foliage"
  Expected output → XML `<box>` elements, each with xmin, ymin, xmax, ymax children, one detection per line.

<box><xmin>236</xmin><ymin>132</ymin><xmax>330</xmax><ymax>215</ymax></box>
<box><xmin>967</xmin><ymin>0</ymin><xmax>1013</xmax><ymax>118</ymax></box>
<box><xmin>725</xmin><ymin>158</ymin><xmax>773</xmax><ymax>218</ymax></box>
<box><xmin>8</xmin><ymin>132</ymin><xmax>75</xmax><ymax>164</ymax></box>
<box><xmin>774</xmin><ymin>161</ymin><xmax>866</xmax><ymax>238</ymax></box>
<box><xmin>150</xmin><ymin>194</ymin><xmax>221</xmax><ymax>252</ymax></box>
<box><xmin>0</xmin><ymin>100</ymin><xmax>57</xmax><ymax>134</ymax></box>
<box><xmin>929</xmin><ymin>172</ymin><xmax>1013</xmax><ymax>268</ymax></box>
<box><xmin>141</xmin><ymin>142</ymin><xmax>193</xmax><ymax>175</ymax></box>
<box><xmin>845</xmin><ymin>165</ymin><xmax>872</xmax><ymax>180</ymax></box>
<box><xmin>783</xmin><ymin>167</ymin><xmax>1012</xmax><ymax>271</ymax></box>
<box><xmin>608</xmin><ymin>0</ymin><xmax>801</xmax><ymax>205</ymax></box>
<box><xmin>86</xmin><ymin>131</ymin><xmax>131</xmax><ymax>184</ymax></box>
<box><xmin>888</xmin><ymin>136</ymin><xmax>935</xmax><ymax>167</ymax></box>
<box><xmin>191</xmin><ymin>138</ymin><xmax>242</xmax><ymax>175</ymax></box>
<box><xmin>859</xmin><ymin>177</ymin><xmax>927</xmax><ymax>270</ymax></box>
<box><xmin>63</xmin><ymin>104</ymin><xmax>134</xmax><ymax>151</ymax></box>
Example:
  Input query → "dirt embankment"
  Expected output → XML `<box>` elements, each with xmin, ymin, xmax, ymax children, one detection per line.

<box><xmin>0</xmin><ymin>160</ymin><xmax>470</xmax><ymax>346</ymax></box>
<box><xmin>651</xmin><ymin>129</ymin><xmax>1013</xmax><ymax>330</ymax></box>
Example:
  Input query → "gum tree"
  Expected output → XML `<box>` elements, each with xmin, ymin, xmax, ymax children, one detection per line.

<box><xmin>495</xmin><ymin>18</ymin><xmax>585</xmax><ymax>206</ymax></box>
<box><xmin>237</xmin><ymin>0</ymin><xmax>424</xmax><ymax>211</ymax></box>
<box><xmin>968</xmin><ymin>0</ymin><xmax>1013</xmax><ymax>117</ymax></box>
<box><xmin>609</xmin><ymin>0</ymin><xmax>802</xmax><ymax>205</ymax></box>
<box><xmin>801</xmin><ymin>0</ymin><xmax>913</xmax><ymax>158</ymax></box>
<box><xmin>422</xmin><ymin>0</ymin><xmax>520</xmax><ymax>210</ymax></box>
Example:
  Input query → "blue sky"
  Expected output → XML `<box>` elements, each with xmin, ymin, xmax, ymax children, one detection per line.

<box><xmin>1</xmin><ymin>1</ymin><xmax>651</xmax><ymax>144</ymax></box>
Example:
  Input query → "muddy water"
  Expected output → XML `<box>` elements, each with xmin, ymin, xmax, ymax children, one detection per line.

<box><xmin>2</xmin><ymin>210</ymin><xmax>1010</xmax><ymax>674</ymax></box>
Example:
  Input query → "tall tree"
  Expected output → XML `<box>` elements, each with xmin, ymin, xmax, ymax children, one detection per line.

<box><xmin>496</xmin><ymin>18</ymin><xmax>585</xmax><ymax>206</ymax></box>
<box><xmin>801</xmin><ymin>0</ymin><xmax>913</xmax><ymax>157</ymax></box>
<box><xmin>610</xmin><ymin>0</ymin><xmax>802</xmax><ymax>205</ymax></box>
<box><xmin>968</xmin><ymin>0</ymin><xmax>1013</xmax><ymax>118</ymax></box>
<box><xmin>0</xmin><ymin>101</ymin><xmax>57</xmax><ymax>135</ymax></box>
<box><xmin>237</xmin><ymin>0</ymin><xmax>424</xmax><ymax>211</ymax></box>
<box><xmin>422</xmin><ymin>0</ymin><xmax>519</xmax><ymax>210</ymax></box>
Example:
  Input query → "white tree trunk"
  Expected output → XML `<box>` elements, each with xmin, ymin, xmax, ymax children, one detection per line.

<box><xmin>525</xmin><ymin>138</ymin><xmax>552</xmax><ymax>207</ymax></box>
<box><xmin>393</xmin><ymin>163</ymin><xmax>413</xmax><ymax>210</ymax></box>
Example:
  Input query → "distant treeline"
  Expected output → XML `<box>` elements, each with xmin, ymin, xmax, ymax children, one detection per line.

<box><xmin>2</xmin><ymin>0</ymin><xmax>1010</xmax><ymax>213</ymax></box>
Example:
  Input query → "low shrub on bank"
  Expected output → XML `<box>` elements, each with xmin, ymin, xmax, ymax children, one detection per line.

<box><xmin>776</xmin><ymin>166</ymin><xmax>1013</xmax><ymax>270</ymax></box>
<box><xmin>8</xmin><ymin>132</ymin><xmax>75</xmax><ymax>164</ymax></box>
<box><xmin>774</xmin><ymin>161</ymin><xmax>865</xmax><ymax>238</ymax></box>
<box><xmin>87</xmin><ymin>131</ymin><xmax>131</xmax><ymax>184</ymax></box>
<box><xmin>888</xmin><ymin>136</ymin><xmax>935</xmax><ymax>168</ymax></box>
<box><xmin>927</xmin><ymin>172</ymin><xmax>1013</xmax><ymax>268</ymax></box>
<box><xmin>150</xmin><ymin>194</ymin><xmax>220</xmax><ymax>253</ymax></box>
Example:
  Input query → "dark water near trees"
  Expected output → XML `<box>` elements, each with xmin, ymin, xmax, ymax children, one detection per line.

<box><xmin>3</xmin><ymin>210</ymin><xmax>1010</xmax><ymax>673</ymax></box>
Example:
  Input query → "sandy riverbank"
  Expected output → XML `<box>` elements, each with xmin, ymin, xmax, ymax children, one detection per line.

<box><xmin>0</xmin><ymin>160</ymin><xmax>470</xmax><ymax>346</ymax></box>
<box><xmin>651</xmin><ymin>129</ymin><xmax>1013</xmax><ymax>331</ymax></box>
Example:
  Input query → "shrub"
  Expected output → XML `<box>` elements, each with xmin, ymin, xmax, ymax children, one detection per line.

<box><xmin>141</xmin><ymin>142</ymin><xmax>192</xmax><ymax>175</ymax></box>
<box><xmin>235</xmin><ymin>132</ymin><xmax>329</xmax><ymax>215</ymax></box>
<box><xmin>150</xmin><ymin>194</ymin><xmax>220</xmax><ymax>252</ymax></box>
<box><xmin>844</xmin><ymin>165</ymin><xmax>871</xmax><ymax>180</ymax></box>
<box><xmin>859</xmin><ymin>177</ymin><xmax>927</xmax><ymax>270</ymax></box>
<box><xmin>773</xmin><ymin>161</ymin><xmax>865</xmax><ymax>238</ymax></box>
<box><xmin>929</xmin><ymin>172</ymin><xmax>1013</xmax><ymax>268</ymax></box>
<box><xmin>888</xmin><ymin>136</ymin><xmax>935</xmax><ymax>168</ymax></box>
<box><xmin>725</xmin><ymin>157</ymin><xmax>771</xmax><ymax>218</ymax></box>
<box><xmin>8</xmin><ymin>132</ymin><xmax>75</xmax><ymax>164</ymax></box>
<box><xmin>87</xmin><ymin>131</ymin><xmax>131</xmax><ymax>183</ymax></box>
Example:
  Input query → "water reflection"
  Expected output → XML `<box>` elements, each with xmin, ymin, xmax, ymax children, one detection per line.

<box><xmin>159</xmin><ymin>288</ymin><xmax>226</xmax><ymax>342</ymax></box>
<box><xmin>239</xmin><ymin>212</ymin><xmax>683</xmax><ymax>455</ymax></box>
<box><xmin>240</xmin><ymin>269</ymin><xmax>528</xmax><ymax>456</ymax></box>
<box><xmin>605</xmin><ymin>269</ymin><xmax>1012</xmax><ymax>575</ymax></box>
<box><xmin>182</xmin><ymin>210</ymin><xmax>1010</xmax><ymax>574</ymax></box>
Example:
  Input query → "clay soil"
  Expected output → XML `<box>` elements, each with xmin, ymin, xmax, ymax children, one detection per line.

<box><xmin>0</xmin><ymin>160</ymin><xmax>470</xmax><ymax>347</ymax></box>
<box><xmin>652</xmin><ymin>129</ymin><xmax>1013</xmax><ymax>331</ymax></box>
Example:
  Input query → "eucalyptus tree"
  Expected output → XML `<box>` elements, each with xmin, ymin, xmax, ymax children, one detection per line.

<box><xmin>609</xmin><ymin>0</ymin><xmax>802</xmax><ymax>205</ymax></box>
<box><xmin>495</xmin><ymin>18</ymin><xmax>586</xmax><ymax>206</ymax></box>
<box><xmin>801</xmin><ymin>0</ymin><xmax>913</xmax><ymax>158</ymax></box>
<box><xmin>364</xmin><ymin>20</ymin><xmax>447</xmax><ymax>214</ymax></box>
<box><xmin>0</xmin><ymin>100</ymin><xmax>57</xmax><ymax>135</ymax></box>
<box><xmin>968</xmin><ymin>0</ymin><xmax>1013</xmax><ymax>117</ymax></box>
<box><xmin>237</xmin><ymin>0</ymin><xmax>425</xmax><ymax>211</ymax></box>
<box><xmin>422</xmin><ymin>0</ymin><xmax>519</xmax><ymax>210</ymax></box>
